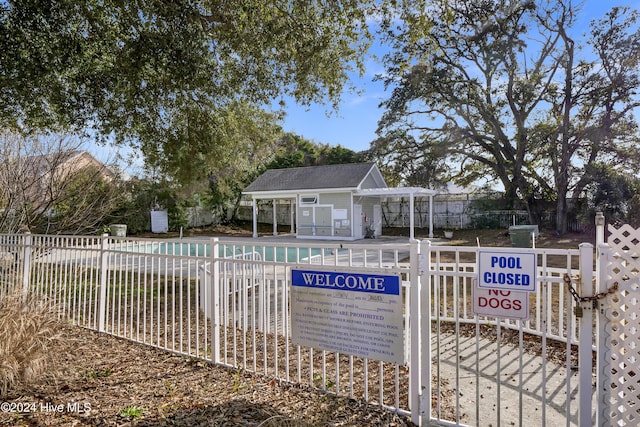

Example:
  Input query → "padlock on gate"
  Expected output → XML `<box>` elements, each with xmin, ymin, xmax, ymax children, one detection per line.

<box><xmin>574</xmin><ymin>305</ymin><xmax>583</xmax><ymax>318</ymax></box>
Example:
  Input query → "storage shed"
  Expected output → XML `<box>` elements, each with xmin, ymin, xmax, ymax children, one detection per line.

<box><xmin>242</xmin><ymin>163</ymin><xmax>436</xmax><ymax>240</ymax></box>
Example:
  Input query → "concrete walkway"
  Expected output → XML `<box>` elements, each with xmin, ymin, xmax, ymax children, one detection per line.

<box><xmin>432</xmin><ymin>328</ymin><xmax>593</xmax><ymax>426</ymax></box>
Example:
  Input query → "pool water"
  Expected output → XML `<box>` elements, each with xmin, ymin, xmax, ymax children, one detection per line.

<box><xmin>127</xmin><ymin>242</ymin><xmax>326</xmax><ymax>263</ymax></box>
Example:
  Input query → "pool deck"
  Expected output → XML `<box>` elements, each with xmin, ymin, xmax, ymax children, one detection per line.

<box><xmin>180</xmin><ymin>233</ymin><xmax>445</xmax><ymax>246</ymax></box>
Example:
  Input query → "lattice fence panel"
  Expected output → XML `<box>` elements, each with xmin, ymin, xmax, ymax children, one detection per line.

<box><xmin>603</xmin><ymin>224</ymin><xmax>640</xmax><ymax>426</ymax></box>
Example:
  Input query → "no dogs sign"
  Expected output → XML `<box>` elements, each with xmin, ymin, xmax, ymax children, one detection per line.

<box><xmin>472</xmin><ymin>287</ymin><xmax>530</xmax><ymax>320</ymax></box>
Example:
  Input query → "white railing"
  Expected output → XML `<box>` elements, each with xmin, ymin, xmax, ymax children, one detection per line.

<box><xmin>198</xmin><ymin>250</ymin><xmax>263</xmax><ymax>321</ymax></box>
<box><xmin>0</xmin><ymin>232</ymin><xmax>596</xmax><ymax>426</ymax></box>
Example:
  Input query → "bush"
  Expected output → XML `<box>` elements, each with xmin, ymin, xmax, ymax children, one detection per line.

<box><xmin>0</xmin><ymin>292</ymin><xmax>63</xmax><ymax>396</ymax></box>
<box><xmin>470</xmin><ymin>214</ymin><xmax>502</xmax><ymax>229</ymax></box>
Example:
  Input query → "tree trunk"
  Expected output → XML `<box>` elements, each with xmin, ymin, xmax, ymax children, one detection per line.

<box><xmin>555</xmin><ymin>25</ymin><xmax>574</xmax><ymax>235</ymax></box>
<box><xmin>524</xmin><ymin>196</ymin><xmax>540</xmax><ymax>226</ymax></box>
<box><xmin>556</xmin><ymin>191</ymin><xmax>568</xmax><ymax>235</ymax></box>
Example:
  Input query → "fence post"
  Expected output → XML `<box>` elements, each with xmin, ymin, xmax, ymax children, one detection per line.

<box><xmin>409</xmin><ymin>239</ymin><xmax>421</xmax><ymax>425</ymax></box>
<box><xmin>595</xmin><ymin>212</ymin><xmax>605</xmax><ymax>247</ymax></box>
<box><xmin>21</xmin><ymin>232</ymin><xmax>32</xmax><ymax>299</ymax></box>
<box><xmin>578</xmin><ymin>242</ymin><xmax>594</xmax><ymax>426</ymax></box>
<box><xmin>98</xmin><ymin>233</ymin><xmax>109</xmax><ymax>332</ymax></box>
<box><xmin>419</xmin><ymin>240</ymin><xmax>432</xmax><ymax>426</ymax></box>
<box><xmin>596</xmin><ymin>242</ymin><xmax>612</xmax><ymax>426</ymax></box>
<box><xmin>210</xmin><ymin>237</ymin><xmax>221</xmax><ymax>364</ymax></box>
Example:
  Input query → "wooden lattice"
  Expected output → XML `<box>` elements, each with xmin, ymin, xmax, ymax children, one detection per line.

<box><xmin>602</xmin><ymin>224</ymin><xmax>640</xmax><ymax>426</ymax></box>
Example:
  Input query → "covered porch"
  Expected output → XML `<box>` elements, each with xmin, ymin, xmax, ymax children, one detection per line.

<box><xmin>247</xmin><ymin>186</ymin><xmax>436</xmax><ymax>241</ymax></box>
<box><xmin>354</xmin><ymin>187</ymin><xmax>436</xmax><ymax>240</ymax></box>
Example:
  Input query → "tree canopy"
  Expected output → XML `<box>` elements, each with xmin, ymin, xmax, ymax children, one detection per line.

<box><xmin>0</xmin><ymin>0</ymin><xmax>376</xmax><ymax>180</ymax></box>
<box><xmin>581</xmin><ymin>163</ymin><xmax>640</xmax><ymax>228</ymax></box>
<box><xmin>376</xmin><ymin>0</ymin><xmax>640</xmax><ymax>233</ymax></box>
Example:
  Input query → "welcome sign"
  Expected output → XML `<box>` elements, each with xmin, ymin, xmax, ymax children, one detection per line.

<box><xmin>291</xmin><ymin>268</ymin><xmax>404</xmax><ymax>364</ymax></box>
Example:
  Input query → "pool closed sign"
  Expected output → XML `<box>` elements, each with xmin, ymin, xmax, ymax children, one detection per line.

<box><xmin>478</xmin><ymin>251</ymin><xmax>536</xmax><ymax>292</ymax></box>
<box><xmin>473</xmin><ymin>250</ymin><xmax>536</xmax><ymax>320</ymax></box>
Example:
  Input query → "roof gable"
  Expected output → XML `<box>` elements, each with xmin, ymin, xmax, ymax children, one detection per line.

<box><xmin>23</xmin><ymin>150</ymin><xmax>115</xmax><ymax>180</ymax></box>
<box><xmin>244</xmin><ymin>163</ymin><xmax>386</xmax><ymax>193</ymax></box>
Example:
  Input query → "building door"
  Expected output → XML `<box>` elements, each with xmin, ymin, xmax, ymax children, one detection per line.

<box><xmin>314</xmin><ymin>206</ymin><xmax>332</xmax><ymax>236</ymax></box>
<box><xmin>373</xmin><ymin>204</ymin><xmax>382</xmax><ymax>236</ymax></box>
<box><xmin>353</xmin><ymin>204</ymin><xmax>363</xmax><ymax>239</ymax></box>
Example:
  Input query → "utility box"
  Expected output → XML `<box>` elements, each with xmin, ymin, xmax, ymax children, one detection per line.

<box><xmin>509</xmin><ymin>225</ymin><xmax>538</xmax><ymax>248</ymax></box>
<box><xmin>150</xmin><ymin>210</ymin><xmax>169</xmax><ymax>233</ymax></box>
<box><xmin>110</xmin><ymin>224</ymin><xmax>127</xmax><ymax>237</ymax></box>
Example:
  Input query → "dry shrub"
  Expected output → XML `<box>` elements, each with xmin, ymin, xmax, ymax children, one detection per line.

<box><xmin>0</xmin><ymin>291</ymin><xmax>63</xmax><ymax>396</ymax></box>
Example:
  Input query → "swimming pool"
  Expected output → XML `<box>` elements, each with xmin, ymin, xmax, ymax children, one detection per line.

<box><xmin>124</xmin><ymin>241</ymin><xmax>327</xmax><ymax>263</ymax></box>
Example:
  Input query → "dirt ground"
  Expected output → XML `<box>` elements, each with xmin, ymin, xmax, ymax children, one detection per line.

<box><xmin>0</xmin><ymin>326</ymin><xmax>416</xmax><ymax>427</ymax></box>
<box><xmin>435</xmin><ymin>227</ymin><xmax>595</xmax><ymax>249</ymax></box>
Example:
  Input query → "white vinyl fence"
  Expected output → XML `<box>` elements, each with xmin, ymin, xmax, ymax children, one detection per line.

<box><xmin>596</xmin><ymin>219</ymin><xmax>640</xmax><ymax>426</ymax></box>
<box><xmin>0</xmin><ymin>231</ymin><xmax>611</xmax><ymax>426</ymax></box>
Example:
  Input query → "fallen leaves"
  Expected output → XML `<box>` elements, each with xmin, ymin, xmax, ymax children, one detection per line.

<box><xmin>0</xmin><ymin>326</ymin><xmax>415</xmax><ymax>426</ymax></box>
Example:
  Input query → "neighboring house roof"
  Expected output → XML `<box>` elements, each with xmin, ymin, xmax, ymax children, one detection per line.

<box><xmin>244</xmin><ymin>162</ymin><xmax>386</xmax><ymax>194</ymax></box>
<box><xmin>24</xmin><ymin>150</ymin><xmax>115</xmax><ymax>181</ymax></box>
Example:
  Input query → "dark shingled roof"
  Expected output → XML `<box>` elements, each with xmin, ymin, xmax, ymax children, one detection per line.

<box><xmin>244</xmin><ymin>163</ymin><xmax>378</xmax><ymax>192</ymax></box>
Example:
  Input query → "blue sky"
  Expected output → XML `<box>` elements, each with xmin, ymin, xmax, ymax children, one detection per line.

<box><xmin>275</xmin><ymin>1</ymin><xmax>640</xmax><ymax>153</ymax></box>
<box><xmin>94</xmin><ymin>1</ymin><xmax>639</xmax><ymax>175</ymax></box>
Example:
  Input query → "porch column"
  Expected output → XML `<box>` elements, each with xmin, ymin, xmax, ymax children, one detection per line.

<box><xmin>252</xmin><ymin>198</ymin><xmax>258</xmax><ymax>238</ymax></box>
<box><xmin>272</xmin><ymin>199</ymin><xmax>278</xmax><ymax>236</ymax></box>
<box><xmin>290</xmin><ymin>199</ymin><xmax>295</xmax><ymax>233</ymax></box>
<box><xmin>409</xmin><ymin>193</ymin><xmax>415</xmax><ymax>240</ymax></box>
<box><xmin>429</xmin><ymin>194</ymin><xmax>434</xmax><ymax>238</ymax></box>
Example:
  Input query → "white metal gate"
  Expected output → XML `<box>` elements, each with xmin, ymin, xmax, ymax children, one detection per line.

<box><xmin>418</xmin><ymin>241</ymin><xmax>595</xmax><ymax>426</ymax></box>
<box><xmin>597</xmin><ymin>218</ymin><xmax>640</xmax><ymax>426</ymax></box>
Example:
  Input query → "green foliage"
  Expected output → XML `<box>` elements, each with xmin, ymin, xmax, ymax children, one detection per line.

<box><xmin>312</xmin><ymin>373</ymin><xmax>335</xmax><ymax>390</ymax></box>
<box><xmin>144</xmin><ymin>101</ymin><xmax>284</xmax><ymax>184</ymax></box>
<box><xmin>317</xmin><ymin>144</ymin><xmax>361</xmax><ymax>165</ymax></box>
<box><xmin>0</xmin><ymin>0</ymin><xmax>376</xmax><ymax>185</ymax></box>
<box><xmin>206</xmin><ymin>133</ymin><xmax>362</xmax><ymax>224</ymax></box>
<box><xmin>265</xmin><ymin>134</ymin><xmax>320</xmax><ymax>169</ymax></box>
<box><xmin>108</xmin><ymin>180</ymin><xmax>152</xmax><ymax>234</ymax></box>
<box><xmin>232</xmin><ymin>367</ymin><xmax>246</xmax><ymax>393</ymax></box>
<box><xmin>110</xmin><ymin>178</ymin><xmax>192</xmax><ymax>234</ymax></box>
<box><xmin>468</xmin><ymin>196</ymin><xmax>508</xmax><ymax>213</ymax></box>
<box><xmin>581</xmin><ymin>164</ymin><xmax>640</xmax><ymax>227</ymax></box>
<box><xmin>119</xmin><ymin>405</ymin><xmax>145</xmax><ymax>419</ymax></box>
<box><xmin>170</xmin><ymin>200</ymin><xmax>190</xmax><ymax>231</ymax></box>
<box><xmin>626</xmin><ymin>195</ymin><xmax>640</xmax><ymax>228</ymax></box>
<box><xmin>266</xmin><ymin>134</ymin><xmax>363</xmax><ymax>170</ymax></box>
<box><xmin>86</xmin><ymin>368</ymin><xmax>112</xmax><ymax>380</ymax></box>
<box><xmin>469</xmin><ymin>214</ymin><xmax>502</xmax><ymax>230</ymax></box>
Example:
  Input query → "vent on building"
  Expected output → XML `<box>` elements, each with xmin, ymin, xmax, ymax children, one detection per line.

<box><xmin>300</xmin><ymin>195</ymin><xmax>318</xmax><ymax>204</ymax></box>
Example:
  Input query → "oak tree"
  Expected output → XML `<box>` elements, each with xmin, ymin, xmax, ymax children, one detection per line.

<box><xmin>376</xmin><ymin>0</ymin><xmax>640</xmax><ymax>233</ymax></box>
<box><xmin>0</xmin><ymin>0</ymin><xmax>376</xmax><ymax>181</ymax></box>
